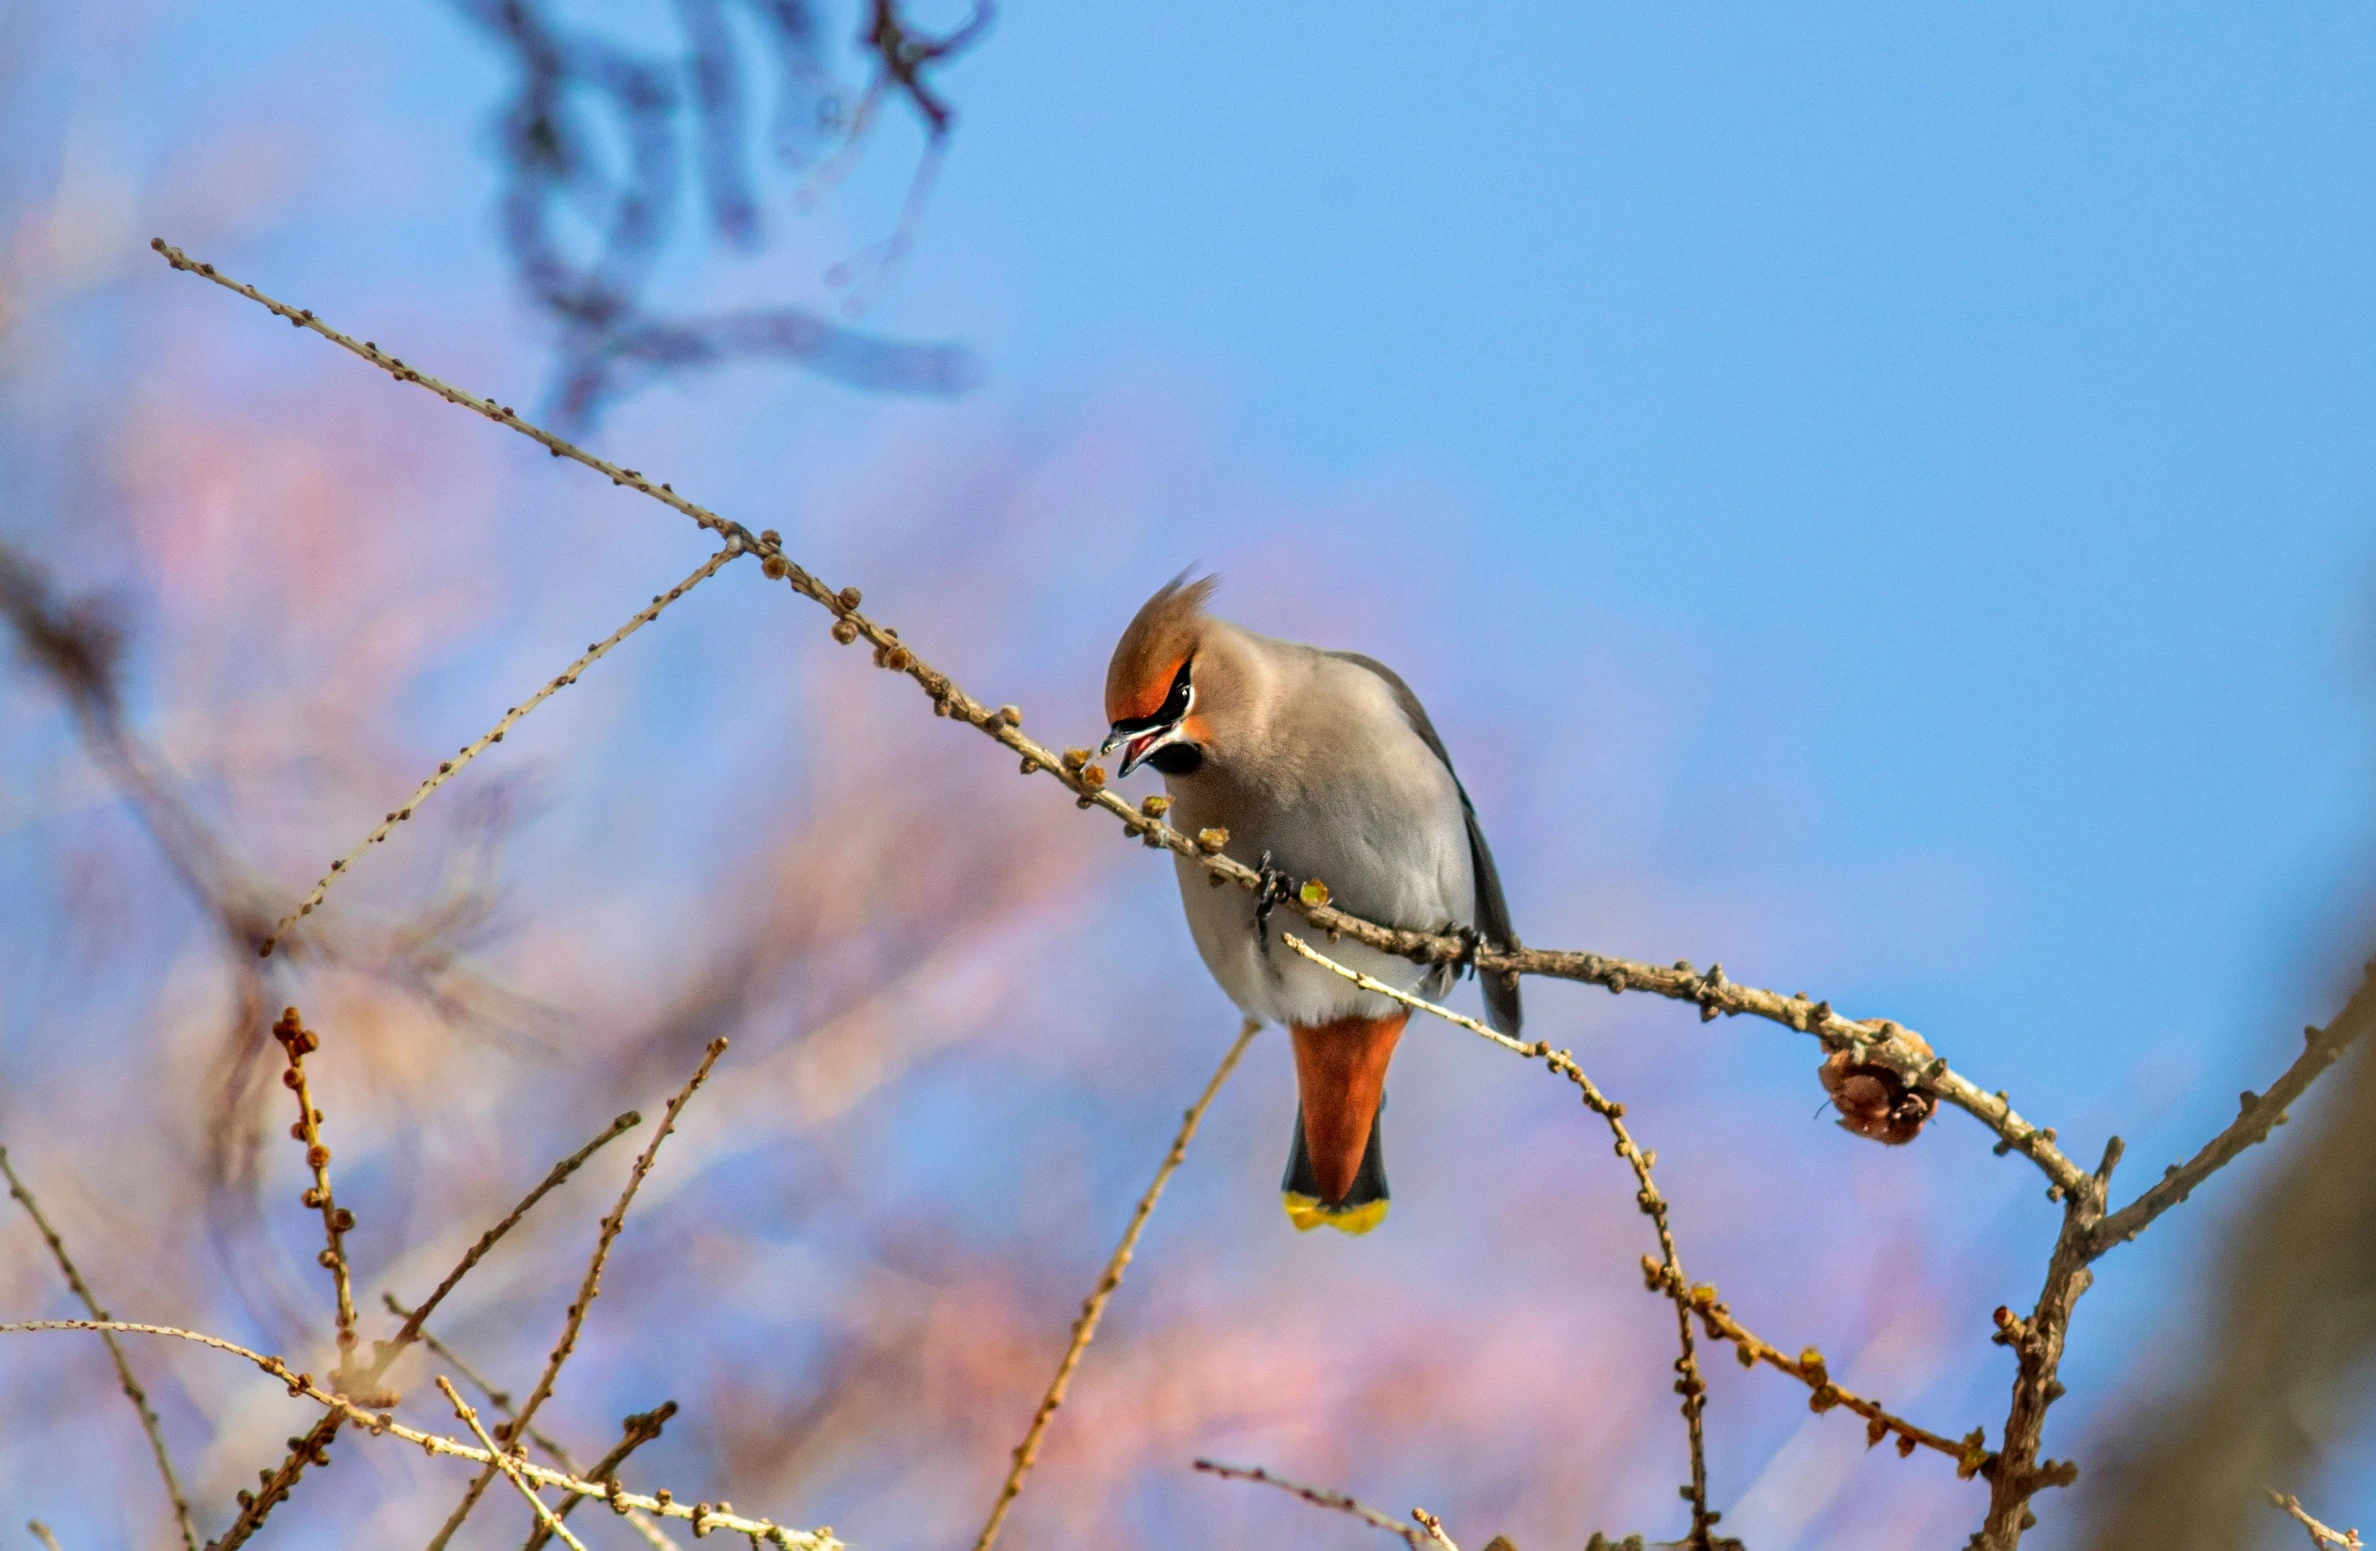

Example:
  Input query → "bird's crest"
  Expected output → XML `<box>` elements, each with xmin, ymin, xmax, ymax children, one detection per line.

<box><xmin>1105</xmin><ymin>570</ymin><xmax>1218</xmax><ymax>725</ymax></box>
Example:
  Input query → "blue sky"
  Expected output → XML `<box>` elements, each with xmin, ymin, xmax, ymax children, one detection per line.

<box><xmin>12</xmin><ymin>0</ymin><xmax>2376</xmax><ymax>1543</ymax></box>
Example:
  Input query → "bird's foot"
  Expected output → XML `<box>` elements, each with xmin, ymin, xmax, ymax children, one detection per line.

<box><xmin>1450</xmin><ymin>922</ymin><xmax>1486</xmax><ymax>981</ymax></box>
<box><xmin>1253</xmin><ymin>849</ymin><xmax>1294</xmax><ymax>948</ymax></box>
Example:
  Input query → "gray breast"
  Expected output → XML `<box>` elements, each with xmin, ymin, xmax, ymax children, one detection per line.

<box><xmin>1163</xmin><ymin>644</ymin><xmax>1474</xmax><ymax>1027</ymax></box>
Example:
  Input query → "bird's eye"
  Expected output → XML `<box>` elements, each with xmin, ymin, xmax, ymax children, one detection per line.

<box><xmin>1157</xmin><ymin>660</ymin><xmax>1193</xmax><ymax>721</ymax></box>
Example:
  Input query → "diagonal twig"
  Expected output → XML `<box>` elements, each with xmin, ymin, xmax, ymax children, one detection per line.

<box><xmin>426</xmin><ymin>1037</ymin><xmax>726</xmax><ymax>1549</ymax></box>
<box><xmin>27</xmin><ymin>1522</ymin><xmax>64</xmax><ymax>1551</ymax></box>
<box><xmin>147</xmin><ymin>236</ymin><xmax>2085</xmax><ymax>1194</ymax></box>
<box><xmin>2091</xmin><ymin>988</ymin><xmax>2374</xmax><ymax>1254</ymax></box>
<box><xmin>0</xmin><ymin>1147</ymin><xmax>198</xmax><ymax>1551</ymax></box>
<box><xmin>972</xmin><ymin>1018</ymin><xmax>1260</xmax><ymax>1551</ymax></box>
<box><xmin>262</xmin><ymin>546</ymin><xmax>744</xmax><ymax>955</ymax></box>
<box><xmin>438</xmin><ymin>1376</ymin><xmax>590</xmax><ymax>1551</ymax></box>
<box><xmin>1192</xmin><ymin>1459</ymin><xmax>1423</xmax><ymax>1548</ymax></box>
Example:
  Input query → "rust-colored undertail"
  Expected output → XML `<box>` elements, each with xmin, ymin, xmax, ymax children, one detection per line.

<box><xmin>1282</xmin><ymin>1013</ymin><xmax>1406</xmax><ymax>1234</ymax></box>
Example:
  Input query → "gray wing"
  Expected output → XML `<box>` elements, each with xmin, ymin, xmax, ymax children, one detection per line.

<box><xmin>1329</xmin><ymin>652</ymin><xmax>1524</xmax><ymax>1035</ymax></box>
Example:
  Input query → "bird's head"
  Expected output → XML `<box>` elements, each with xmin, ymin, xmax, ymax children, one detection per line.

<box><xmin>1102</xmin><ymin>571</ymin><xmax>1218</xmax><ymax>778</ymax></box>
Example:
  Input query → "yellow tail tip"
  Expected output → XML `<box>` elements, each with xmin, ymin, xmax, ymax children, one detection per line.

<box><xmin>1282</xmin><ymin>1191</ymin><xmax>1389</xmax><ymax>1235</ymax></box>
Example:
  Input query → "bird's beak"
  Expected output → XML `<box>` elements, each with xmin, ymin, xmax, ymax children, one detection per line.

<box><xmin>1104</xmin><ymin>719</ymin><xmax>1186</xmax><ymax>778</ymax></box>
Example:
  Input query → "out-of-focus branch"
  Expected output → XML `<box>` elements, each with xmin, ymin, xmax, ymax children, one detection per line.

<box><xmin>972</xmin><ymin>1019</ymin><xmax>1260</xmax><ymax>1551</ymax></box>
<box><xmin>1278</xmin><ymin>933</ymin><xmax>1730</xmax><ymax>1549</ymax></box>
<box><xmin>149</xmin><ymin>241</ymin><xmax>2085</xmax><ymax>1203</ymax></box>
<box><xmin>0</xmin><ymin>1322</ymin><xmax>839</xmax><ymax>1548</ymax></box>
<box><xmin>27</xmin><ymin>1521</ymin><xmax>63</xmax><ymax>1551</ymax></box>
<box><xmin>438</xmin><ymin>1376</ymin><xmax>591</xmax><ymax>1551</ymax></box>
<box><xmin>2271</xmin><ymin>1491</ymin><xmax>2365</xmax><ymax>1550</ymax></box>
<box><xmin>426</xmin><ymin>1037</ymin><xmax>725</xmax><ymax>1548</ymax></box>
<box><xmin>263</xmin><ymin>546</ymin><xmax>744</xmax><ymax>955</ymax></box>
<box><xmin>1191</xmin><ymin>1459</ymin><xmax>1426</xmax><ymax>1549</ymax></box>
<box><xmin>0</xmin><ymin>1146</ymin><xmax>198</xmax><ymax>1550</ymax></box>
<box><xmin>450</xmin><ymin>0</ymin><xmax>976</xmax><ymax>426</ymax></box>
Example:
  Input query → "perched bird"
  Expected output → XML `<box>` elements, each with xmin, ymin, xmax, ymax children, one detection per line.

<box><xmin>1102</xmin><ymin>574</ymin><xmax>1522</xmax><ymax>1234</ymax></box>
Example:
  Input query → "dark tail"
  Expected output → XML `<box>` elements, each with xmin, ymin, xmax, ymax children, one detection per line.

<box><xmin>1281</xmin><ymin>1100</ymin><xmax>1389</xmax><ymax>1235</ymax></box>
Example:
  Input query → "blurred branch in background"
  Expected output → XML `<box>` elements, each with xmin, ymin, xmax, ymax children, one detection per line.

<box><xmin>2085</xmin><ymin>963</ymin><xmax>2376</xmax><ymax>1551</ymax></box>
<box><xmin>452</xmin><ymin>0</ymin><xmax>981</xmax><ymax>428</ymax></box>
<box><xmin>0</xmin><ymin>533</ymin><xmax>544</xmax><ymax>1214</ymax></box>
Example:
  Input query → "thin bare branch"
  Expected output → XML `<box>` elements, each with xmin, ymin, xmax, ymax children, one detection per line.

<box><xmin>2092</xmin><ymin>970</ymin><xmax>2376</xmax><ymax>1254</ymax></box>
<box><xmin>427</xmin><ymin>1037</ymin><xmax>726</xmax><ymax>1549</ymax></box>
<box><xmin>972</xmin><ymin>1018</ymin><xmax>1260</xmax><ymax>1551</ymax></box>
<box><xmin>145</xmin><ymin>237</ymin><xmax>2083</xmax><ymax>1195</ymax></box>
<box><xmin>1192</xmin><ymin>1460</ymin><xmax>1423</xmax><ymax>1548</ymax></box>
<box><xmin>262</xmin><ymin>546</ymin><xmax>743</xmax><ymax>955</ymax></box>
<box><xmin>0</xmin><ymin>1146</ymin><xmax>198</xmax><ymax>1551</ymax></box>
<box><xmin>1645</xmin><ymin>1263</ymin><xmax>1991</xmax><ymax>1473</ymax></box>
<box><xmin>2271</xmin><ymin>1490</ymin><xmax>2365</xmax><ymax>1550</ymax></box>
<box><xmin>438</xmin><ymin>1376</ymin><xmax>590</xmax><ymax>1551</ymax></box>
<box><xmin>26</xmin><ymin>1523</ymin><xmax>63</xmax><ymax>1551</ymax></box>
<box><xmin>387</xmin><ymin>1109</ymin><xmax>644</xmax><ymax>1351</ymax></box>
<box><xmin>0</xmin><ymin>1322</ymin><xmax>837</xmax><ymax>1547</ymax></box>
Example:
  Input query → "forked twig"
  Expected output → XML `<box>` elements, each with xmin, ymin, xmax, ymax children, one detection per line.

<box><xmin>438</xmin><ymin>1376</ymin><xmax>590</xmax><ymax>1551</ymax></box>
<box><xmin>972</xmin><ymin>1019</ymin><xmax>1261</xmax><ymax>1551</ymax></box>
<box><xmin>427</xmin><ymin>1038</ymin><xmax>727</xmax><ymax>1549</ymax></box>
<box><xmin>1279</xmin><ymin>933</ymin><xmax>1723</xmax><ymax>1546</ymax></box>
<box><xmin>262</xmin><ymin>545</ymin><xmax>742</xmax><ymax>954</ymax></box>
<box><xmin>0</xmin><ymin>1146</ymin><xmax>199</xmax><ymax>1551</ymax></box>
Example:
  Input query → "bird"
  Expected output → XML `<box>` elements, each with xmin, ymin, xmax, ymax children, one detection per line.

<box><xmin>1101</xmin><ymin>573</ymin><xmax>1522</xmax><ymax>1234</ymax></box>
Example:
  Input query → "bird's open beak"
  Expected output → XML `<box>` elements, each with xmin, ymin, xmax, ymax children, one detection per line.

<box><xmin>1103</xmin><ymin>719</ymin><xmax>1186</xmax><ymax>778</ymax></box>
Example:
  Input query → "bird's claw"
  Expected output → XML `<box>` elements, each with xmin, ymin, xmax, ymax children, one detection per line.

<box><xmin>1253</xmin><ymin>849</ymin><xmax>1294</xmax><ymax>948</ymax></box>
<box><xmin>1450</xmin><ymin>923</ymin><xmax>1485</xmax><ymax>981</ymax></box>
